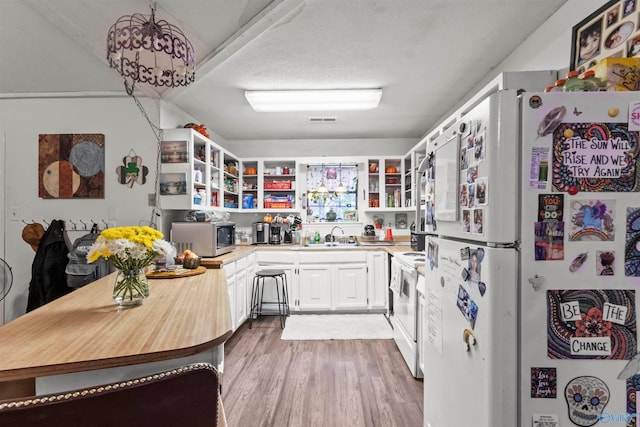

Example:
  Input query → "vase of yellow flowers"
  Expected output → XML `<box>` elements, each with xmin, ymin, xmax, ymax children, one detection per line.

<box><xmin>87</xmin><ymin>226</ymin><xmax>174</xmax><ymax>307</ymax></box>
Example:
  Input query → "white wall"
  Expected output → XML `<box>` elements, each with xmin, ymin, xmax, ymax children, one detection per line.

<box><xmin>0</xmin><ymin>96</ymin><xmax>161</xmax><ymax>322</ymax></box>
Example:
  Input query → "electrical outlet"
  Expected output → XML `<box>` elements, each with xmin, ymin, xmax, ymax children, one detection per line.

<box><xmin>148</xmin><ymin>194</ymin><xmax>156</xmax><ymax>206</ymax></box>
<box><xmin>9</xmin><ymin>207</ymin><xmax>18</xmax><ymax>221</ymax></box>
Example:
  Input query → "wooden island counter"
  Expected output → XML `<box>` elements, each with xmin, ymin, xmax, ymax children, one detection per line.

<box><xmin>0</xmin><ymin>268</ymin><xmax>231</xmax><ymax>399</ymax></box>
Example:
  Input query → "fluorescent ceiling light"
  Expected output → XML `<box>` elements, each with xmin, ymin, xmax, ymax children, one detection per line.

<box><xmin>244</xmin><ymin>89</ymin><xmax>382</xmax><ymax>112</ymax></box>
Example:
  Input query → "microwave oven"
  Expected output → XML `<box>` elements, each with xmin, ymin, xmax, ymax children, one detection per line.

<box><xmin>171</xmin><ymin>222</ymin><xmax>236</xmax><ymax>257</ymax></box>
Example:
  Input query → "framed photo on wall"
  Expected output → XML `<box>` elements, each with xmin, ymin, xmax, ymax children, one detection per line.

<box><xmin>571</xmin><ymin>0</ymin><xmax>640</xmax><ymax>72</ymax></box>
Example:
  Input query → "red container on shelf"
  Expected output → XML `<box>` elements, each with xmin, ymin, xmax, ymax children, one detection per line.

<box><xmin>264</xmin><ymin>181</ymin><xmax>291</xmax><ymax>190</ymax></box>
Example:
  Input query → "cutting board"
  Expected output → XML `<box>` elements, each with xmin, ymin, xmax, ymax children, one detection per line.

<box><xmin>145</xmin><ymin>266</ymin><xmax>207</xmax><ymax>279</ymax></box>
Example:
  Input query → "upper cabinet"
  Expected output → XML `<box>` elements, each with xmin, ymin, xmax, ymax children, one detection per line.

<box><xmin>159</xmin><ymin>128</ymin><xmax>222</xmax><ymax>210</ymax></box>
<box><xmin>263</xmin><ymin>160</ymin><xmax>297</xmax><ymax>210</ymax></box>
<box><xmin>365</xmin><ymin>157</ymin><xmax>412</xmax><ymax>211</ymax></box>
<box><xmin>223</xmin><ymin>152</ymin><xmax>240</xmax><ymax>208</ymax></box>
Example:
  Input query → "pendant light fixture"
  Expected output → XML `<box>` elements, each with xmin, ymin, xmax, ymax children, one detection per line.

<box><xmin>106</xmin><ymin>2</ymin><xmax>196</xmax><ymax>95</ymax></box>
<box><xmin>336</xmin><ymin>163</ymin><xmax>346</xmax><ymax>193</ymax></box>
<box><xmin>318</xmin><ymin>164</ymin><xmax>329</xmax><ymax>194</ymax></box>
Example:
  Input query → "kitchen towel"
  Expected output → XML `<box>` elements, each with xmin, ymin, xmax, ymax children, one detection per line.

<box><xmin>280</xmin><ymin>314</ymin><xmax>393</xmax><ymax>340</ymax></box>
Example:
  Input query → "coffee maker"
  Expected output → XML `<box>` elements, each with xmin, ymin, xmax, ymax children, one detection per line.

<box><xmin>269</xmin><ymin>224</ymin><xmax>282</xmax><ymax>244</ymax></box>
<box><xmin>252</xmin><ymin>222</ymin><xmax>270</xmax><ymax>244</ymax></box>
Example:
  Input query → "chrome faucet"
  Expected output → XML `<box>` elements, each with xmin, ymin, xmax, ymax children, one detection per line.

<box><xmin>330</xmin><ymin>225</ymin><xmax>344</xmax><ymax>237</ymax></box>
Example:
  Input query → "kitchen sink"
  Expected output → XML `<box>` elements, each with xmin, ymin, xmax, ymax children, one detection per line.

<box><xmin>324</xmin><ymin>242</ymin><xmax>358</xmax><ymax>247</ymax></box>
<box><xmin>301</xmin><ymin>242</ymin><xmax>359</xmax><ymax>248</ymax></box>
<box><xmin>357</xmin><ymin>241</ymin><xmax>396</xmax><ymax>246</ymax></box>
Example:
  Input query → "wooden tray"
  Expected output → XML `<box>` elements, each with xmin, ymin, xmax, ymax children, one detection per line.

<box><xmin>145</xmin><ymin>266</ymin><xmax>207</xmax><ymax>279</ymax></box>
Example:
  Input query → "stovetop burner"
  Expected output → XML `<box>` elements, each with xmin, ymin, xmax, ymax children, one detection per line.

<box><xmin>394</xmin><ymin>251</ymin><xmax>425</xmax><ymax>267</ymax></box>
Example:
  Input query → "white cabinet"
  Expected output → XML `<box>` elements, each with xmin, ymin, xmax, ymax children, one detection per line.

<box><xmin>298</xmin><ymin>265</ymin><xmax>332</xmax><ymax>311</ymax></box>
<box><xmin>367</xmin><ymin>251</ymin><xmax>388</xmax><ymax>309</ymax></box>
<box><xmin>223</xmin><ymin>262</ymin><xmax>237</xmax><ymax>332</ymax></box>
<box><xmin>245</xmin><ymin>254</ymin><xmax>257</xmax><ymax>322</ymax></box>
<box><xmin>254</xmin><ymin>250</ymin><xmax>388</xmax><ymax>313</ymax></box>
<box><xmin>235</xmin><ymin>269</ymin><xmax>247</xmax><ymax>326</ymax></box>
<box><xmin>160</xmin><ymin>128</ymin><xmax>222</xmax><ymax>210</ymax></box>
<box><xmin>333</xmin><ymin>264</ymin><xmax>368</xmax><ymax>310</ymax></box>
<box><xmin>222</xmin><ymin>152</ymin><xmax>240</xmax><ymax>209</ymax></box>
<box><xmin>238</xmin><ymin>159</ymin><xmax>299</xmax><ymax>212</ymax></box>
<box><xmin>298</xmin><ymin>251</ymin><xmax>368</xmax><ymax>311</ymax></box>
<box><xmin>223</xmin><ymin>253</ymin><xmax>255</xmax><ymax>332</ymax></box>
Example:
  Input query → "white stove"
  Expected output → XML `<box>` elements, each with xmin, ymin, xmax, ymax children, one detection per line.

<box><xmin>393</xmin><ymin>251</ymin><xmax>425</xmax><ymax>268</ymax></box>
<box><xmin>390</xmin><ymin>251</ymin><xmax>425</xmax><ymax>378</ymax></box>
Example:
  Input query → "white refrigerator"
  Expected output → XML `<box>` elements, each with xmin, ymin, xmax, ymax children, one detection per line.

<box><xmin>423</xmin><ymin>90</ymin><xmax>640</xmax><ymax>427</ymax></box>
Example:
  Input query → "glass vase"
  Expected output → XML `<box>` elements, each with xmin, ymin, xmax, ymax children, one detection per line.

<box><xmin>113</xmin><ymin>268</ymin><xmax>149</xmax><ymax>306</ymax></box>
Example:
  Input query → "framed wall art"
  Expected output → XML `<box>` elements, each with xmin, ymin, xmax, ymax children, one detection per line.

<box><xmin>38</xmin><ymin>133</ymin><xmax>105</xmax><ymax>199</ymax></box>
<box><xmin>571</xmin><ymin>0</ymin><xmax>640</xmax><ymax>72</ymax></box>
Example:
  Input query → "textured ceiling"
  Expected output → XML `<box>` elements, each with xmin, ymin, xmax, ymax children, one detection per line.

<box><xmin>1</xmin><ymin>0</ymin><xmax>568</xmax><ymax>141</ymax></box>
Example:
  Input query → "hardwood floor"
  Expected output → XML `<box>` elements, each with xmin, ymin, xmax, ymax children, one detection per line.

<box><xmin>222</xmin><ymin>315</ymin><xmax>424</xmax><ymax>427</ymax></box>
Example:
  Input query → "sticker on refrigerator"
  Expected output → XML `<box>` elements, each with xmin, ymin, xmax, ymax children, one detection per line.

<box><xmin>475</xmin><ymin>177</ymin><xmax>487</xmax><ymax>205</ymax></box>
<box><xmin>462</xmin><ymin>209</ymin><xmax>471</xmax><ymax>233</ymax></box>
<box><xmin>551</xmin><ymin>122</ymin><xmax>640</xmax><ymax>193</ymax></box>
<box><xmin>547</xmin><ymin>289</ymin><xmax>637</xmax><ymax>360</ymax></box>
<box><xmin>569</xmin><ymin>199</ymin><xmax>616</xmax><ymax>241</ymax></box>
<box><xmin>625</xmin><ymin>374</ymin><xmax>640</xmax><ymax>422</ymax></box>
<box><xmin>538</xmin><ymin>194</ymin><xmax>564</xmax><ymax>223</ymax></box>
<box><xmin>531</xmin><ymin>367</ymin><xmax>557</xmax><ymax>398</ymax></box>
<box><xmin>597</xmin><ymin>250</ymin><xmax>615</xmax><ymax>276</ymax></box>
<box><xmin>534</xmin><ymin>221</ymin><xmax>565</xmax><ymax>261</ymax></box>
<box><xmin>472</xmin><ymin>131</ymin><xmax>485</xmax><ymax>163</ymax></box>
<box><xmin>473</xmin><ymin>209</ymin><xmax>484</xmax><ymax>235</ymax></box>
<box><xmin>456</xmin><ymin>284</ymin><xmax>478</xmax><ymax>329</ymax></box>
<box><xmin>564</xmin><ymin>376</ymin><xmax>610</xmax><ymax>426</ymax></box>
<box><xmin>427</xmin><ymin>240</ymin><xmax>438</xmax><ymax>269</ymax></box>
<box><xmin>468</xmin><ymin>248</ymin><xmax>483</xmax><ymax>283</ymax></box>
<box><xmin>532</xmin><ymin>414</ymin><xmax>558</xmax><ymax>427</ymax></box>
<box><xmin>625</xmin><ymin>207</ymin><xmax>640</xmax><ymax>276</ymax></box>
<box><xmin>529</xmin><ymin>147</ymin><xmax>551</xmax><ymax>191</ymax></box>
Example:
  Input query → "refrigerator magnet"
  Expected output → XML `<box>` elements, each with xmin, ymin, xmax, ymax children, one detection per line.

<box><xmin>569</xmin><ymin>252</ymin><xmax>588</xmax><ymax>272</ymax></box>
<box><xmin>461</xmin><ymin>267</ymin><xmax>470</xmax><ymax>281</ymax></box>
<box><xmin>478</xmin><ymin>281</ymin><xmax>486</xmax><ymax>296</ymax></box>
<box><xmin>456</xmin><ymin>285</ymin><xmax>478</xmax><ymax>329</ymax></box>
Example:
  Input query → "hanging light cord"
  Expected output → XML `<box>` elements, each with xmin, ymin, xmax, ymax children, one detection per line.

<box><xmin>126</xmin><ymin>83</ymin><xmax>163</xmax><ymax>230</ymax></box>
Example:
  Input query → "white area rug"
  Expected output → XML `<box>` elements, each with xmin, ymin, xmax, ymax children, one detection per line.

<box><xmin>280</xmin><ymin>314</ymin><xmax>393</xmax><ymax>340</ymax></box>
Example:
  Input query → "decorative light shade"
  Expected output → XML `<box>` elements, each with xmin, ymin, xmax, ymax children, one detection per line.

<box><xmin>245</xmin><ymin>89</ymin><xmax>382</xmax><ymax>112</ymax></box>
<box><xmin>106</xmin><ymin>5</ymin><xmax>195</xmax><ymax>92</ymax></box>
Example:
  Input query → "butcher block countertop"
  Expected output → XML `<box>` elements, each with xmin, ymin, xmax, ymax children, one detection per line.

<box><xmin>201</xmin><ymin>241</ymin><xmax>414</xmax><ymax>268</ymax></box>
<box><xmin>0</xmin><ymin>269</ymin><xmax>232</xmax><ymax>384</ymax></box>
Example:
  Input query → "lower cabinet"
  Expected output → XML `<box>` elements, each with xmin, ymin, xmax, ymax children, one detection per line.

<box><xmin>226</xmin><ymin>249</ymin><xmax>389</xmax><ymax>329</ymax></box>
<box><xmin>367</xmin><ymin>251</ymin><xmax>388</xmax><ymax>309</ymax></box>
<box><xmin>298</xmin><ymin>265</ymin><xmax>332</xmax><ymax>310</ymax></box>
<box><xmin>235</xmin><ymin>255</ymin><xmax>251</xmax><ymax>327</ymax></box>
<box><xmin>223</xmin><ymin>262</ymin><xmax>237</xmax><ymax>331</ymax></box>
<box><xmin>294</xmin><ymin>251</ymin><xmax>370</xmax><ymax>312</ymax></box>
<box><xmin>333</xmin><ymin>264</ymin><xmax>368</xmax><ymax>310</ymax></box>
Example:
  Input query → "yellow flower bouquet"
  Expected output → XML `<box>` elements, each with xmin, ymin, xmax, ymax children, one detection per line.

<box><xmin>88</xmin><ymin>226</ymin><xmax>174</xmax><ymax>306</ymax></box>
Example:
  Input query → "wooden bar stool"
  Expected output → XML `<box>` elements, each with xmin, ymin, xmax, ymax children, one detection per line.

<box><xmin>249</xmin><ymin>269</ymin><xmax>289</xmax><ymax>328</ymax></box>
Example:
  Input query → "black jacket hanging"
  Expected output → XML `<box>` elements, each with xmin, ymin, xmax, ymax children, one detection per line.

<box><xmin>26</xmin><ymin>219</ymin><xmax>72</xmax><ymax>312</ymax></box>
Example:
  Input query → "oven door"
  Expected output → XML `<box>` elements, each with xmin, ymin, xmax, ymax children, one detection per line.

<box><xmin>393</xmin><ymin>263</ymin><xmax>417</xmax><ymax>341</ymax></box>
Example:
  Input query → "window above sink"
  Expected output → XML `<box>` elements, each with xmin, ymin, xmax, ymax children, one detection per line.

<box><xmin>305</xmin><ymin>163</ymin><xmax>358</xmax><ymax>223</ymax></box>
